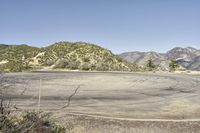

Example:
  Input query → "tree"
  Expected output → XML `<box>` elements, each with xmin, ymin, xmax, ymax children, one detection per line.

<box><xmin>146</xmin><ymin>58</ymin><xmax>156</xmax><ymax>71</ymax></box>
<box><xmin>169</xmin><ymin>59</ymin><xmax>179</xmax><ymax>71</ymax></box>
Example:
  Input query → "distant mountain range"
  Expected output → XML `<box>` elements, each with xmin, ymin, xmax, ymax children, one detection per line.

<box><xmin>0</xmin><ymin>42</ymin><xmax>138</xmax><ymax>72</ymax></box>
<box><xmin>119</xmin><ymin>47</ymin><xmax>200</xmax><ymax>71</ymax></box>
<box><xmin>0</xmin><ymin>42</ymin><xmax>199</xmax><ymax>72</ymax></box>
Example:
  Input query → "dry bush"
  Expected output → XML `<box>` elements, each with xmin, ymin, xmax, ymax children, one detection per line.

<box><xmin>0</xmin><ymin>72</ymin><xmax>66</xmax><ymax>133</ymax></box>
<box><xmin>0</xmin><ymin>111</ymin><xmax>65</xmax><ymax>133</ymax></box>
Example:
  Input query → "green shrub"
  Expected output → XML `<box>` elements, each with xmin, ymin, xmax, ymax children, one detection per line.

<box><xmin>81</xmin><ymin>63</ymin><xmax>90</xmax><ymax>70</ymax></box>
<box><xmin>146</xmin><ymin>58</ymin><xmax>156</xmax><ymax>71</ymax></box>
<box><xmin>169</xmin><ymin>59</ymin><xmax>179</xmax><ymax>71</ymax></box>
<box><xmin>82</xmin><ymin>57</ymin><xmax>90</xmax><ymax>62</ymax></box>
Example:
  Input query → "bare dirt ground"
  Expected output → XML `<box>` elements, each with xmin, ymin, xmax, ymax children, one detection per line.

<box><xmin>3</xmin><ymin>71</ymin><xmax>200</xmax><ymax>132</ymax></box>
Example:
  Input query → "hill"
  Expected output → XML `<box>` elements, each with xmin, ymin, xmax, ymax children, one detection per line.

<box><xmin>0</xmin><ymin>44</ymin><xmax>41</xmax><ymax>71</ymax></box>
<box><xmin>0</xmin><ymin>42</ymin><xmax>138</xmax><ymax>72</ymax></box>
<box><xmin>120</xmin><ymin>47</ymin><xmax>200</xmax><ymax>71</ymax></box>
<box><xmin>0</xmin><ymin>44</ymin><xmax>9</xmax><ymax>50</ymax></box>
<box><xmin>120</xmin><ymin>51</ymin><xmax>169</xmax><ymax>70</ymax></box>
<box><xmin>186</xmin><ymin>56</ymin><xmax>200</xmax><ymax>71</ymax></box>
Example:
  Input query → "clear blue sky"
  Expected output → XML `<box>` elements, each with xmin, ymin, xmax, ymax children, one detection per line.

<box><xmin>0</xmin><ymin>0</ymin><xmax>200</xmax><ymax>53</ymax></box>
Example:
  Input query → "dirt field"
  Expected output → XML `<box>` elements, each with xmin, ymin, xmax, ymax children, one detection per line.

<box><xmin>3</xmin><ymin>71</ymin><xmax>200</xmax><ymax>132</ymax></box>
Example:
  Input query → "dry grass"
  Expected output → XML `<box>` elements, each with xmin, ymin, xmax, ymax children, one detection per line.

<box><xmin>51</xmin><ymin>112</ymin><xmax>200</xmax><ymax>133</ymax></box>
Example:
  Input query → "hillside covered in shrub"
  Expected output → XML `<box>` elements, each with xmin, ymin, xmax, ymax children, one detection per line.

<box><xmin>0</xmin><ymin>42</ymin><xmax>138</xmax><ymax>72</ymax></box>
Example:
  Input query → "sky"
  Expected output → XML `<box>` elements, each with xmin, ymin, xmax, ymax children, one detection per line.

<box><xmin>0</xmin><ymin>0</ymin><xmax>200</xmax><ymax>53</ymax></box>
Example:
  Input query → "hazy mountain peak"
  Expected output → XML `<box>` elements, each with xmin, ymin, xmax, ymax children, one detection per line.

<box><xmin>120</xmin><ymin>46</ymin><xmax>200</xmax><ymax>71</ymax></box>
<box><xmin>167</xmin><ymin>47</ymin><xmax>198</xmax><ymax>53</ymax></box>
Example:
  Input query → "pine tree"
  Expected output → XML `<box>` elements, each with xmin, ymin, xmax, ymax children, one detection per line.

<box><xmin>169</xmin><ymin>59</ymin><xmax>179</xmax><ymax>71</ymax></box>
<box><xmin>146</xmin><ymin>58</ymin><xmax>156</xmax><ymax>71</ymax></box>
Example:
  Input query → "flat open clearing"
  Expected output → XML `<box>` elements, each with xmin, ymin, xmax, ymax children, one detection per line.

<box><xmin>5</xmin><ymin>71</ymin><xmax>200</xmax><ymax>119</ymax></box>
<box><xmin>3</xmin><ymin>71</ymin><xmax>200</xmax><ymax>132</ymax></box>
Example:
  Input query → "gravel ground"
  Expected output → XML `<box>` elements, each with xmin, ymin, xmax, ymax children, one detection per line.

<box><xmin>3</xmin><ymin>71</ymin><xmax>200</xmax><ymax>132</ymax></box>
